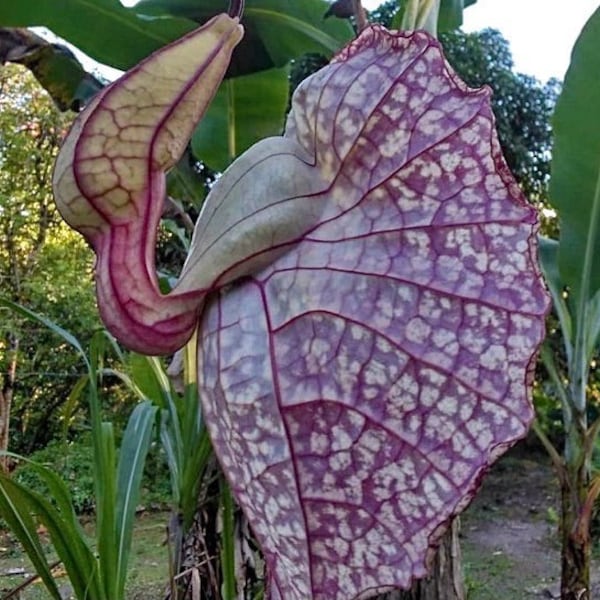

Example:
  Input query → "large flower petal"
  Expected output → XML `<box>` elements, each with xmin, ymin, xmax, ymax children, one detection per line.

<box><xmin>197</xmin><ymin>26</ymin><xmax>549</xmax><ymax>600</ymax></box>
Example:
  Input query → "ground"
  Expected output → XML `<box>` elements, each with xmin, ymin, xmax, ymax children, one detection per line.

<box><xmin>0</xmin><ymin>511</ymin><xmax>168</xmax><ymax>599</ymax></box>
<box><xmin>461</xmin><ymin>443</ymin><xmax>598</xmax><ymax>599</ymax></box>
<box><xmin>0</xmin><ymin>444</ymin><xmax>594</xmax><ymax>599</ymax></box>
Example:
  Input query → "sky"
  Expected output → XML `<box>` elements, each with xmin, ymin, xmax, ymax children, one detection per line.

<box><xmin>363</xmin><ymin>0</ymin><xmax>599</xmax><ymax>82</ymax></box>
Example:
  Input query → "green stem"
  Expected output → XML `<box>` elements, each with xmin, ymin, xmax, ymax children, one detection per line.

<box><xmin>228</xmin><ymin>0</ymin><xmax>245</xmax><ymax>19</ymax></box>
<box><xmin>221</xmin><ymin>479</ymin><xmax>237</xmax><ymax>600</ymax></box>
<box><xmin>583</xmin><ymin>412</ymin><xmax>600</xmax><ymax>467</ymax></box>
<box><xmin>415</xmin><ymin>0</ymin><xmax>439</xmax><ymax>34</ymax></box>
<box><xmin>227</xmin><ymin>80</ymin><xmax>236</xmax><ymax>164</ymax></box>
<box><xmin>401</xmin><ymin>0</ymin><xmax>420</xmax><ymax>30</ymax></box>
<box><xmin>540</xmin><ymin>341</ymin><xmax>572</xmax><ymax>429</ymax></box>
<box><xmin>183</xmin><ymin>330</ymin><xmax>197</xmax><ymax>388</ymax></box>
<box><xmin>531</xmin><ymin>420</ymin><xmax>567</xmax><ymax>484</ymax></box>
<box><xmin>401</xmin><ymin>0</ymin><xmax>438</xmax><ymax>36</ymax></box>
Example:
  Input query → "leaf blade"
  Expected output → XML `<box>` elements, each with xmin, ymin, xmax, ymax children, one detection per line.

<box><xmin>538</xmin><ymin>236</ymin><xmax>573</xmax><ymax>359</ymax></box>
<box><xmin>0</xmin><ymin>27</ymin><xmax>103</xmax><ymax>110</ymax></box>
<box><xmin>0</xmin><ymin>468</ymin><xmax>103</xmax><ymax>600</ymax></box>
<box><xmin>438</xmin><ymin>0</ymin><xmax>477</xmax><ymax>32</ymax></box>
<box><xmin>0</xmin><ymin>474</ymin><xmax>63</xmax><ymax>600</ymax></box>
<box><xmin>0</xmin><ymin>298</ymin><xmax>90</xmax><ymax>370</ymax></box>
<box><xmin>0</xmin><ymin>0</ymin><xmax>196</xmax><ymax>70</ymax></box>
<box><xmin>115</xmin><ymin>401</ymin><xmax>157</xmax><ymax>597</ymax></box>
<box><xmin>192</xmin><ymin>67</ymin><xmax>290</xmax><ymax>170</ymax></box>
<box><xmin>135</xmin><ymin>0</ymin><xmax>353</xmax><ymax>74</ymax></box>
<box><xmin>549</xmin><ymin>6</ymin><xmax>600</xmax><ymax>305</ymax></box>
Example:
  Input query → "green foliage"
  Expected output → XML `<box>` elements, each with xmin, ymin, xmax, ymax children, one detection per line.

<box><xmin>538</xmin><ymin>238</ymin><xmax>572</xmax><ymax>347</ymax></box>
<box><xmin>0</xmin><ymin>304</ymin><xmax>157</xmax><ymax>600</ymax></box>
<box><xmin>220</xmin><ymin>480</ymin><xmax>237</xmax><ymax>600</ymax></box>
<box><xmin>532</xmin><ymin>377</ymin><xmax>564</xmax><ymax>447</ymax></box>
<box><xmin>0</xmin><ymin>65</ymin><xmax>74</xmax><ymax>299</ymax></box>
<box><xmin>15</xmin><ymin>436</ymin><xmax>96</xmax><ymax>514</ymax></box>
<box><xmin>0</xmin><ymin>64</ymin><xmax>99</xmax><ymax>452</ymax></box>
<box><xmin>103</xmin><ymin>347</ymin><xmax>215</xmax><ymax>598</ymax></box>
<box><xmin>366</xmin><ymin>0</ymin><xmax>398</xmax><ymax>27</ymax></box>
<box><xmin>121</xmin><ymin>350</ymin><xmax>212</xmax><ymax>531</ymax></box>
<box><xmin>10</xmin><ymin>228</ymin><xmax>99</xmax><ymax>451</ymax></box>
<box><xmin>136</xmin><ymin>0</ymin><xmax>353</xmax><ymax>75</ymax></box>
<box><xmin>0</xmin><ymin>472</ymin><xmax>65</xmax><ymax>600</ymax></box>
<box><xmin>437</xmin><ymin>0</ymin><xmax>477</xmax><ymax>32</ymax></box>
<box><xmin>192</xmin><ymin>67</ymin><xmax>290</xmax><ymax>170</ymax></box>
<box><xmin>390</xmin><ymin>0</ymin><xmax>477</xmax><ymax>33</ymax></box>
<box><xmin>0</xmin><ymin>28</ymin><xmax>103</xmax><ymax>111</ymax></box>
<box><xmin>2</xmin><ymin>456</ymin><xmax>104</xmax><ymax>599</ymax></box>
<box><xmin>166</xmin><ymin>151</ymin><xmax>214</xmax><ymax>215</ymax></box>
<box><xmin>113</xmin><ymin>402</ymin><xmax>158</xmax><ymax>597</ymax></box>
<box><xmin>533</xmin><ymin>6</ymin><xmax>600</xmax><ymax>594</ymax></box>
<box><xmin>0</xmin><ymin>0</ymin><xmax>195</xmax><ymax>71</ymax></box>
<box><xmin>0</xmin><ymin>0</ymin><xmax>354</xmax><ymax>178</ymax></box>
<box><xmin>13</xmin><ymin>430</ymin><xmax>171</xmax><ymax>513</ymax></box>
<box><xmin>549</xmin><ymin>6</ymin><xmax>600</xmax><ymax>309</ymax></box>
<box><xmin>0</xmin><ymin>2</ymin><xmax>353</xmax><ymax>182</ymax></box>
<box><xmin>289</xmin><ymin>53</ymin><xmax>328</xmax><ymax>99</ymax></box>
<box><xmin>137</xmin><ymin>1</ymin><xmax>351</xmax><ymax>169</ymax></box>
<box><xmin>0</xmin><ymin>0</ymin><xmax>352</xmax><ymax>79</ymax></box>
<box><xmin>541</xmin><ymin>6</ymin><xmax>600</xmax><ymax>417</ymax></box>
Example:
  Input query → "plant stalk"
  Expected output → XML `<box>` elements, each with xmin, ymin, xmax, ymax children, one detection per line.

<box><xmin>228</xmin><ymin>0</ymin><xmax>245</xmax><ymax>19</ymax></box>
<box><xmin>220</xmin><ymin>479</ymin><xmax>237</xmax><ymax>600</ymax></box>
<box><xmin>352</xmin><ymin>0</ymin><xmax>368</xmax><ymax>32</ymax></box>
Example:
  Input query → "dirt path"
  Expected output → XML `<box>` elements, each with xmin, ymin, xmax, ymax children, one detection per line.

<box><xmin>460</xmin><ymin>444</ymin><xmax>595</xmax><ymax>599</ymax></box>
<box><xmin>0</xmin><ymin>444</ymin><xmax>596</xmax><ymax>599</ymax></box>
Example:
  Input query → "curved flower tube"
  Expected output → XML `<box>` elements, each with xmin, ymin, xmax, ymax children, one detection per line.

<box><xmin>53</xmin><ymin>13</ymin><xmax>245</xmax><ymax>353</ymax></box>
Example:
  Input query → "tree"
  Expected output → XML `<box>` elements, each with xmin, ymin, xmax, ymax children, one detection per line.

<box><xmin>536</xmin><ymin>7</ymin><xmax>600</xmax><ymax>598</ymax></box>
<box><xmin>0</xmin><ymin>64</ymin><xmax>97</xmax><ymax>459</ymax></box>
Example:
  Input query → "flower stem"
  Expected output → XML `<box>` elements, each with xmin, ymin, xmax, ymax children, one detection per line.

<box><xmin>352</xmin><ymin>0</ymin><xmax>368</xmax><ymax>32</ymax></box>
<box><xmin>228</xmin><ymin>0</ymin><xmax>245</xmax><ymax>19</ymax></box>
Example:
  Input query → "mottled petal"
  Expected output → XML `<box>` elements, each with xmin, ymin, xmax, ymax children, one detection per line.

<box><xmin>198</xmin><ymin>26</ymin><xmax>549</xmax><ymax>600</ymax></box>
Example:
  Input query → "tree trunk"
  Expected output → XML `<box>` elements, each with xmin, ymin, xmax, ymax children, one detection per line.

<box><xmin>165</xmin><ymin>458</ymin><xmax>221</xmax><ymax>600</ymax></box>
<box><xmin>376</xmin><ymin>519</ymin><xmax>465</xmax><ymax>600</ymax></box>
<box><xmin>560</xmin><ymin>463</ymin><xmax>591</xmax><ymax>599</ymax></box>
<box><xmin>0</xmin><ymin>335</ymin><xmax>18</xmax><ymax>473</ymax></box>
<box><xmin>560</xmin><ymin>482</ymin><xmax>591</xmax><ymax>600</ymax></box>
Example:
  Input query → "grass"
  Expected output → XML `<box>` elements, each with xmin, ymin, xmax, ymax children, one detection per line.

<box><xmin>0</xmin><ymin>450</ymin><xmax>573</xmax><ymax>600</ymax></box>
<box><xmin>463</xmin><ymin>550</ymin><xmax>516</xmax><ymax>600</ymax></box>
<box><xmin>0</xmin><ymin>512</ymin><xmax>170</xmax><ymax>599</ymax></box>
<box><xmin>459</xmin><ymin>449</ymin><xmax>563</xmax><ymax>600</ymax></box>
